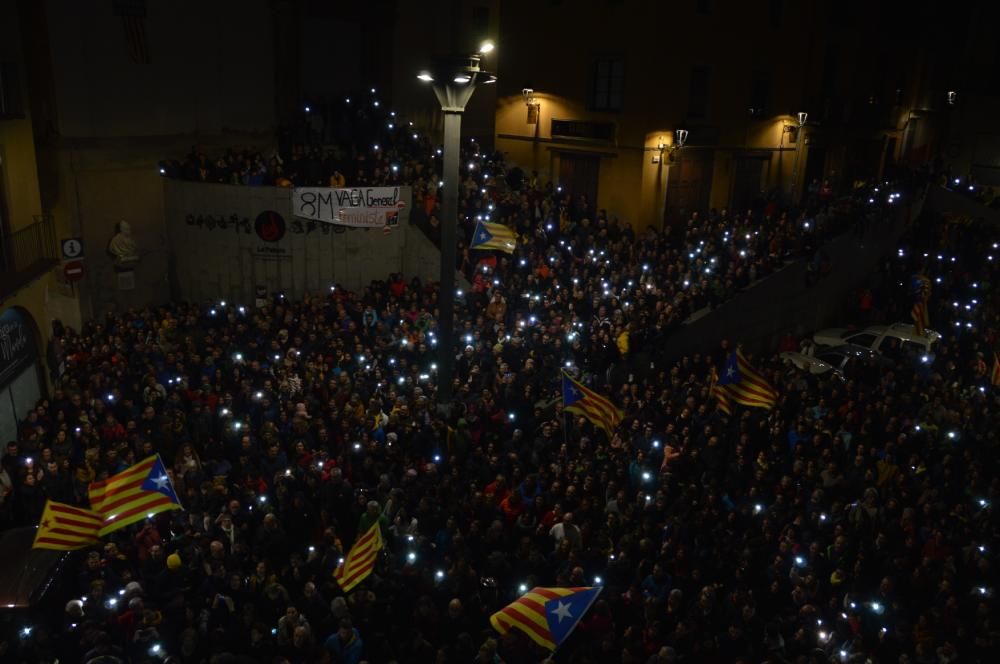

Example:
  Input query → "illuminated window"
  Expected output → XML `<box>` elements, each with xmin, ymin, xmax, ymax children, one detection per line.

<box><xmin>591</xmin><ymin>57</ymin><xmax>625</xmax><ymax>112</ymax></box>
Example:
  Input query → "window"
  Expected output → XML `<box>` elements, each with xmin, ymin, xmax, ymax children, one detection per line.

<box><xmin>0</xmin><ymin>62</ymin><xmax>24</xmax><ymax>119</ymax></box>
<box><xmin>696</xmin><ymin>0</ymin><xmax>712</xmax><ymax>14</ymax></box>
<box><xmin>591</xmin><ymin>57</ymin><xmax>625</xmax><ymax>112</ymax></box>
<box><xmin>845</xmin><ymin>333</ymin><xmax>877</xmax><ymax>348</ymax></box>
<box><xmin>688</xmin><ymin>66</ymin><xmax>710</xmax><ymax>119</ymax></box>
<box><xmin>748</xmin><ymin>71</ymin><xmax>770</xmax><ymax>117</ymax></box>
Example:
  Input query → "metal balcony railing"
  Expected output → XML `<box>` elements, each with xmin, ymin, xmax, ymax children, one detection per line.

<box><xmin>0</xmin><ymin>215</ymin><xmax>59</xmax><ymax>301</ymax></box>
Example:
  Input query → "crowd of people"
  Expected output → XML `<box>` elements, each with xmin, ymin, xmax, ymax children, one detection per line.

<box><xmin>163</xmin><ymin>93</ymin><xmax>858</xmax><ymax>332</ymax></box>
<box><xmin>2</xmin><ymin>178</ymin><xmax>997</xmax><ymax>664</ymax></box>
<box><xmin>2</xmin><ymin>96</ymin><xmax>993</xmax><ymax>663</ymax></box>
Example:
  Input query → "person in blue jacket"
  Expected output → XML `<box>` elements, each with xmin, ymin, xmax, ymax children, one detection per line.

<box><xmin>324</xmin><ymin>617</ymin><xmax>363</xmax><ymax>664</ymax></box>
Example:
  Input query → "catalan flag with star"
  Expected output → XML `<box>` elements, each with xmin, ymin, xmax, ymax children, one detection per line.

<box><xmin>708</xmin><ymin>365</ymin><xmax>733</xmax><ymax>415</ymax></box>
<box><xmin>716</xmin><ymin>349</ymin><xmax>778</xmax><ymax>410</ymax></box>
<box><xmin>562</xmin><ymin>371</ymin><xmax>623</xmax><ymax>437</ymax></box>
<box><xmin>490</xmin><ymin>586</ymin><xmax>603</xmax><ymax>651</ymax></box>
<box><xmin>33</xmin><ymin>500</ymin><xmax>104</xmax><ymax>550</ymax></box>
<box><xmin>333</xmin><ymin>521</ymin><xmax>384</xmax><ymax>592</ymax></box>
<box><xmin>88</xmin><ymin>454</ymin><xmax>182</xmax><ymax>536</ymax></box>
<box><xmin>470</xmin><ymin>220</ymin><xmax>517</xmax><ymax>254</ymax></box>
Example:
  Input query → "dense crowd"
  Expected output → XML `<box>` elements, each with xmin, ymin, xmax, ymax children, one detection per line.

<box><xmin>162</xmin><ymin>93</ymin><xmax>858</xmax><ymax>331</ymax></box>
<box><xmin>3</xmin><ymin>95</ymin><xmax>995</xmax><ymax>663</ymax></box>
<box><xmin>3</xmin><ymin>173</ymin><xmax>998</xmax><ymax>664</ymax></box>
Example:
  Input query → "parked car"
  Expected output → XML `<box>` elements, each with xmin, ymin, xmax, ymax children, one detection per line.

<box><xmin>813</xmin><ymin>323</ymin><xmax>941</xmax><ymax>355</ymax></box>
<box><xmin>0</xmin><ymin>527</ymin><xmax>72</xmax><ymax>652</ymax></box>
<box><xmin>780</xmin><ymin>344</ymin><xmax>887</xmax><ymax>380</ymax></box>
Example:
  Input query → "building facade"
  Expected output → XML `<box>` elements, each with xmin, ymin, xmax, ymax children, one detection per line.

<box><xmin>493</xmin><ymin>0</ymin><xmax>949</xmax><ymax>230</ymax></box>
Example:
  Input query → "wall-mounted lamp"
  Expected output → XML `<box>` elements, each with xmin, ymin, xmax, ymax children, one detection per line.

<box><xmin>797</xmin><ymin>111</ymin><xmax>808</xmax><ymax>126</ymax></box>
<box><xmin>651</xmin><ymin>136</ymin><xmax>667</xmax><ymax>163</ymax></box>
<box><xmin>675</xmin><ymin>129</ymin><xmax>688</xmax><ymax>148</ymax></box>
<box><xmin>947</xmin><ymin>90</ymin><xmax>957</xmax><ymax>105</ymax></box>
<box><xmin>523</xmin><ymin>88</ymin><xmax>540</xmax><ymax>124</ymax></box>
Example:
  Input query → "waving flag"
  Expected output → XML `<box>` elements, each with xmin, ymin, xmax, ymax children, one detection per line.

<box><xmin>992</xmin><ymin>352</ymin><xmax>1000</xmax><ymax>387</ymax></box>
<box><xmin>562</xmin><ymin>371</ymin><xmax>623</xmax><ymax>436</ymax></box>
<box><xmin>716</xmin><ymin>349</ymin><xmax>778</xmax><ymax>410</ymax></box>
<box><xmin>708</xmin><ymin>366</ymin><xmax>733</xmax><ymax>415</ymax></box>
<box><xmin>333</xmin><ymin>521</ymin><xmax>383</xmax><ymax>592</ymax></box>
<box><xmin>33</xmin><ymin>500</ymin><xmax>104</xmax><ymax>551</ymax></box>
<box><xmin>490</xmin><ymin>586</ymin><xmax>602</xmax><ymax>651</ymax></box>
<box><xmin>470</xmin><ymin>220</ymin><xmax>517</xmax><ymax>254</ymax></box>
<box><xmin>89</xmin><ymin>455</ymin><xmax>182</xmax><ymax>536</ymax></box>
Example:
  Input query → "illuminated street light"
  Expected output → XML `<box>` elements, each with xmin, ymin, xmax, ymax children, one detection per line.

<box><xmin>417</xmin><ymin>50</ymin><xmax>497</xmax><ymax>405</ymax></box>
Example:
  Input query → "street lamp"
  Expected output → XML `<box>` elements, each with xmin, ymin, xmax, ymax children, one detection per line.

<box><xmin>791</xmin><ymin>111</ymin><xmax>807</xmax><ymax>205</ymax></box>
<box><xmin>418</xmin><ymin>46</ymin><xmax>497</xmax><ymax>405</ymax></box>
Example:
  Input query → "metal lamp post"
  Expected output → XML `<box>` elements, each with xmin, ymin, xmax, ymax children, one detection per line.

<box><xmin>791</xmin><ymin>111</ymin><xmax>808</xmax><ymax>205</ymax></box>
<box><xmin>418</xmin><ymin>47</ymin><xmax>496</xmax><ymax>405</ymax></box>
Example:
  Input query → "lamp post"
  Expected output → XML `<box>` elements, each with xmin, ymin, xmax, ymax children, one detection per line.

<box><xmin>418</xmin><ymin>44</ymin><xmax>496</xmax><ymax>405</ymax></box>
<box><xmin>791</xmin><ymin>111</ymin><xmax>808</xmax><ymax>205</ymax></box>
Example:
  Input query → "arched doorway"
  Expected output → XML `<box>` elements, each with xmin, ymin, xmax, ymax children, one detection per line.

<box><xmin>0</xmin><ymin>306</ymin><xmax>43</xmax><ymax>445</ymax></box>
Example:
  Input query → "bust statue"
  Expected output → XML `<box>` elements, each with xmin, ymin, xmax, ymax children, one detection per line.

<box><xmin>108</xmin><ymin>220</ymin><xmax>139</xmax><ymax>269</ymax></box>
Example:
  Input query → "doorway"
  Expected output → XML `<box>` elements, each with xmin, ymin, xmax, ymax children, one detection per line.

<box><xmin>731</xmin><ymin>155</ymin><xmax>769</xmax><ymax>214</ymax></box>
<box><xmin>665</xmin><ymin>151</ymin><xmax>714</xmax><ymax>224</ymax></box>
<box><xmin>558</xmin><ymin>153</ymin><xmax>600</xmax><ymax>213</ymax></box>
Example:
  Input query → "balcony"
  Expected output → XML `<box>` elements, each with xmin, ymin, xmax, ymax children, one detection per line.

<box><xmin>0</xmin><ymin>215</ymin><xmax>59</xmax><ymax>302</ymax></box>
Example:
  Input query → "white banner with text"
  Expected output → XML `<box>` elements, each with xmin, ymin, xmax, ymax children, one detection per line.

<box><xmin>292</xmin><ymin>187</ymin><xmax>410</xmax><ymax>228</ymax></box>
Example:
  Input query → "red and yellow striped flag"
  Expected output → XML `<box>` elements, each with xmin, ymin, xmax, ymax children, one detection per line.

<box><xmin>717</xmin><ymin>349</ymin><xmax>778</xmax><ymax>410</ymax></box>
<box><xmin>333</xmin><ymin>521</ymin><xmax>383</xmax><ymax>592</ymax></box>
<box><xmin>490</xmin><ymin>586</ymin><xmax>602</xmax><ymax>651</ymax></box>
<box><xmin>88</xmin><ymin>454</ymin><xmax>182</xmax><ymax>536</ymax></box>
<box><xmin>561</xmin><ymin>371</ymin><xmax>623</xmax><ymax>436</ymax></box>
<box><xmin>709</xmin><ymin>366</ymin><xmax>733</xmax><ymax>415</ymax></box>
<box><xmin>33</xmin><ymin>500</ymin><xmax>104</xmax><ymax>550</ymax></box>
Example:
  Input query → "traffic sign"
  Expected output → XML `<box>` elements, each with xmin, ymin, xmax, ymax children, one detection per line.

<box><xmin>63</xmin><ymin>260</ymin><xmax>85</xmax><ymax>281</ymax></box>
<box><xmin>61</xmin><ymin>237</ymin><xmax>84</xmax><ymax>260</ymax></box>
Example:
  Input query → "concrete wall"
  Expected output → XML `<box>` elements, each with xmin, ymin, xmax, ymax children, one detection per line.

<box><xmin>164</xmin><ymin>181</ymin><xmax>446</xmax><ymax>303</ymax></box>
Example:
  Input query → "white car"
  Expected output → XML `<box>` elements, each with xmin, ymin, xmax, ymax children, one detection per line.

<box><xmin>813</xmin><ymin>323</ymin><xmax>940</xmax><ymax>355</ymax></box>
<box><xmin>780</xmin><ymin>344</ymin><xmax>886</xmax><ymax>379</ymax></box>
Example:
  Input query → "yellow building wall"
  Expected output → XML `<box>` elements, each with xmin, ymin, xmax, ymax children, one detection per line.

<box><xmin>495</xmin><ymin>92</ymin><xmax>656</xmax><ymax>230</ymax></box>
<box><xmin>0</xmin><ymin>1</ymin><xmax>80</xmax><ymax>385</ymax></box>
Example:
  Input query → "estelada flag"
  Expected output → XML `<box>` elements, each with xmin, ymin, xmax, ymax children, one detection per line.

<box><xmin>562</xmin><ymin>371</ymin><xmax>623</xmax><ymax>437</ymax></box>
<box><xmin>717</xmin><ymin>349</ymin><xmax>778</xmax><ymax>410</ymax></box>
<box><xmin>490</xmin><ymin>586</ymin><xmax>602</xmax><ymax>651</ymax></box>
<box><xmin>33</xmin><ymin>500</ymin><xmax>104</xmax><ymax>550</ymax></box>
<box><xmin>470</xmin><ymin>221</ymin><xmax>517</xmax><ymax>254</ymax></box>
<box><xmin>88</xmin><ymin>454</ymin><xmax>182</xmax><ymax>536</ymax></box>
